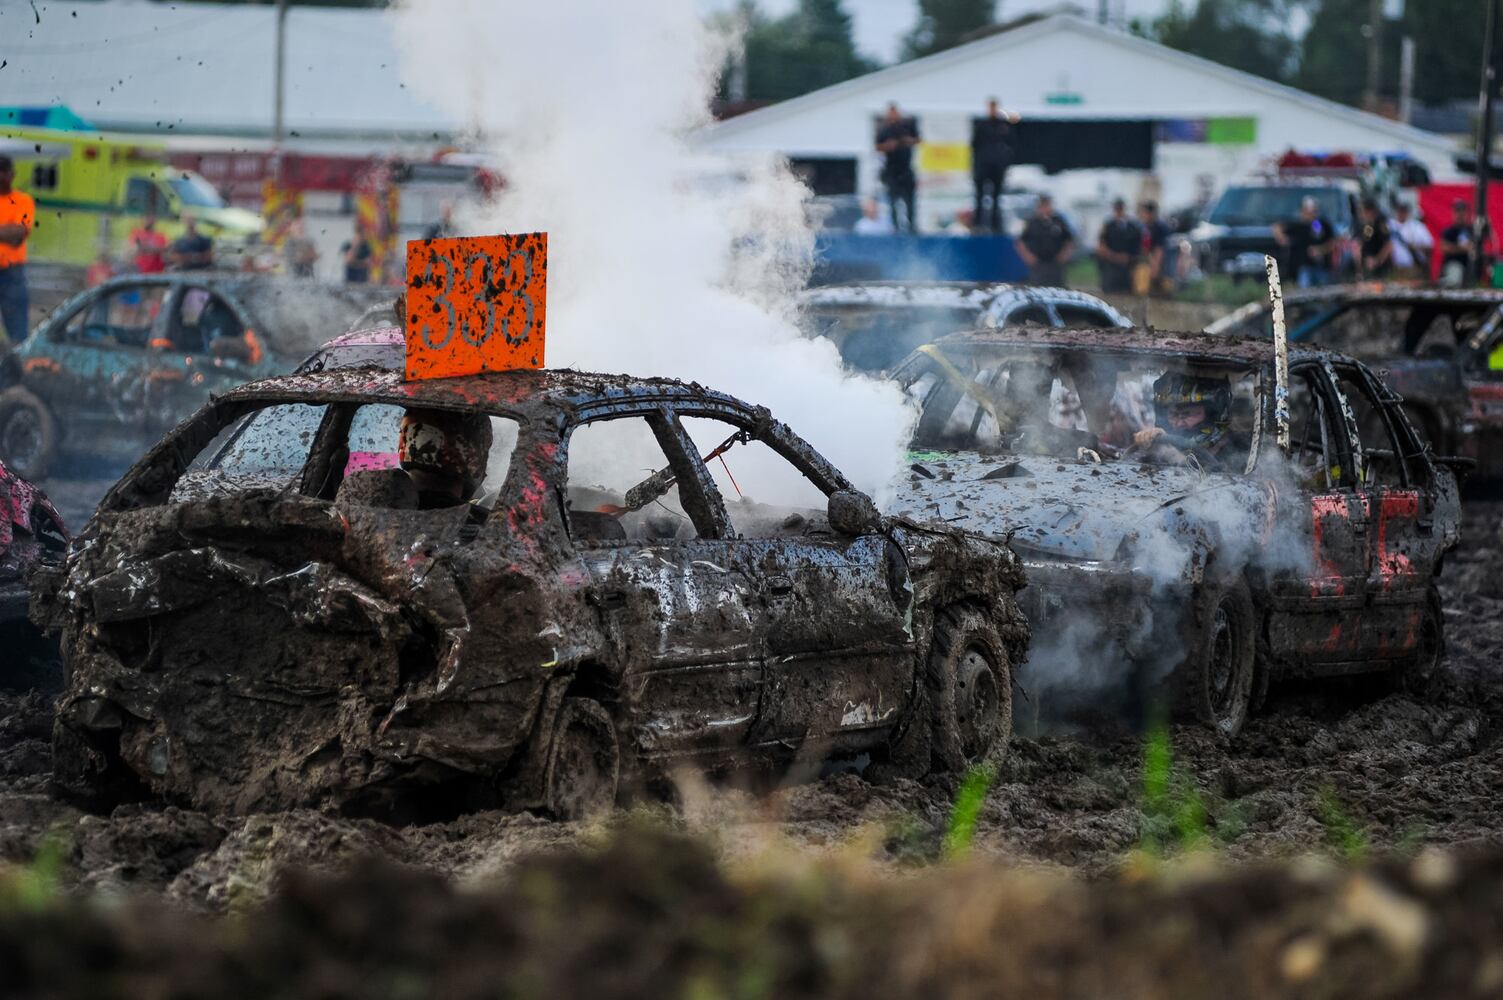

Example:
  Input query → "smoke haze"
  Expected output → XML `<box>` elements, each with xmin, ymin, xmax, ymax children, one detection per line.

<box><xmin>389</xmin><ymin>0</ymin><xmax>914</xmax><ymax>503</ymax></box>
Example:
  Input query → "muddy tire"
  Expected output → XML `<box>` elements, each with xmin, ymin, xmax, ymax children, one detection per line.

<box><xmin>544</xmin><ymin>697</ymin><xmax>620</xmax><ymax>821</ymax></box>
<box><xmin>928</xmin><ymin>606</ymin><xmax>1012</xmax><ymax>773</ymax></box>
<box><xmin>1181</xmin><ymin>578</ymin><xmax>1256</xmax><ymax>738</ymax></box>
<box><xmin>0</xmin><ymin>387</ymin><xmax>58</xmax><ymax>482</ymax></box>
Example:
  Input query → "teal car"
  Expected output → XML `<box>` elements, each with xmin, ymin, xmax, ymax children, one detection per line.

<box><xmin>0</xmin><ymin>273</ymin><xmax>393</xmax><ymax>480</ymax></box>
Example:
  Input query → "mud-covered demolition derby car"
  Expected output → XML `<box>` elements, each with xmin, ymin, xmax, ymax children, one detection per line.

<box><xmin>48</xmin><ymin>368</ymin><xmax>1029</xmax><ymax>817</ymax></box>
<box><xmin>1208</xmin><ymin>284</ymin><xmax>1503</xmax><ymax>478</ymax></box>
<box><xmin>799</xmin><ymin>280</ymin><xmax>1131</xmax><ymax>372</ymax></box>
<box><xmin>890</xmin><ymin>326</ymin><xmax>1462</xmax><ymax>735</ymax></box>
<box><xmin>0</xmin><ymin>273</ymin><xmax>394</xmax><ymax>480</ymax></box>
<box><xmin>0</xmin><ymin>461</ymin><xmax>66</xmax><ymax>689</ymax></box>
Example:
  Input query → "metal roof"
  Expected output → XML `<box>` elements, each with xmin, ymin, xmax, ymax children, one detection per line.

<box><xmin>219</xmin><ymin>364</ymin><xmax>760</xmax><ymax>422</ymax></box>
<box><xmin>926</xmin><ymin>325</ymin><xmax>1345</xmax><ymax>367</ymax></box>
<box><xmin>798</xmin><ymin>280</ymin><xmax>1112</xmax><ymax>312</ymax></box>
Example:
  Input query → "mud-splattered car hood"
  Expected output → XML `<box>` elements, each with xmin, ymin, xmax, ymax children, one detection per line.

<box><xmin>891</xmin><ymin>453</ymin><xmax>1262</xmax><ymax>564</ymax></box>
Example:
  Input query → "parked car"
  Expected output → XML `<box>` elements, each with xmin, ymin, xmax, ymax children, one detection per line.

<box><xmin>0</xmin><ymin>273</ymin><xmax>395</xmax><ymax>480</ymax></box>
<box><xmin>1207</xmin><ymin>284</ymin><xmax>1502</xmax><ymax>478</ymax></box>
<box><xmin>0</xmin><ymin>461</ymin><xmax>67</xmax><ymax>690</ymax></box>
<box><xmin>48</xmin><ymin>365</ymin><xmax>1029</xmax><ymax>817</ymax></box>
<box><xmin>798</xmin><ymin>280</ymin><xmax>1131</xmax><ymax>372</ymax></box>
<box><xmin>888</xmin><ymin>326</ymin><xmax>1460</xmax><ymax>736</ymax></box>
<box><xmin>1188</xmin><ymin>182</ymin><xmax>1359</xmax><ymax>280</ymax></box>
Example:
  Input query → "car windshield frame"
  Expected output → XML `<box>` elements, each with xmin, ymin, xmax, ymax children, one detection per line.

<box><xmin>167</xmin><ymin>174</ymin><xmax>227</xmax><ymax>209</ymax></box>
<box><xmin>1207</xmin><ymin>186</ymin><xmax>1347</xmax><ymax>227</ymax></box>
<box><xmin>897</xmin><ymin>342</ymin><xmax>1271</xmax><ymax>475</ymax></box>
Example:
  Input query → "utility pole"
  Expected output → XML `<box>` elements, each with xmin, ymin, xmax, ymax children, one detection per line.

<box><xmin>273</xmin><ymin>0</ymin><xmax>289</xmax><ymax>146</ymax></box>
<box><xmin>1363</xmin><ymin>0</ymin><xmax>1384</xmax><ymax>114</ymax></box>
<box><xmin>1473</xmin><ymin>0</ymin><xmax>1499</xmax><ymax>286</ymax></box>
<box><xmin>1398</xmin><ymin>36</ymin><xmax>1415</xmax><ymax>124</ymax></box>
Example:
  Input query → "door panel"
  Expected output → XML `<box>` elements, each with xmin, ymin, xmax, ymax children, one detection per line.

<box><xmin>580</xmin><ymin>541</ymin><xmax>765</xmax><ymax>756</ymax></box>
<box><xmin>748</xmin><ymin>534</ymin><xmax>914</xmax><ymax>747</ymax></box>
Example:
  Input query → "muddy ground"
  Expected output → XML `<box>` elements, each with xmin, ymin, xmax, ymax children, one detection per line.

<box><xmin>1</xmin><ymin>482</ymin><xmax>1500</xmax><ymax>910</ymax></box>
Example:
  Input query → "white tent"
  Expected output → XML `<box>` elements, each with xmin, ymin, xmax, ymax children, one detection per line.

<box><xmin>697</xmin><ymin>13</ymin><xmax>1462</xmax><ymax>229</ymax></box>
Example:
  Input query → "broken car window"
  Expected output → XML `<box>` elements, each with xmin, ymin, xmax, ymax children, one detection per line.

<box><xmin>67</xmin><ymin>285</ymin><xmax>169</xmax><ymax>348</ymax></box>
<box><xmin>212</xmin><ymin>403</ymin><xmax>330</xmax><ymax>480</ymax></box>
<box><xmin>565</xmin><ymin>416</ymin><xmax>701</xmax><ymax>544</ymax></box>
<box><xmin>1330</xmin><ymin>368</ymin><xmax>1425</xmax><ymax>489</ymax></box>
<box><xmin>1283</xmin><ymin>371</ymin><xmax>1350</xmax><ymax>492</ymax></box>
<box><xmin>680</xmin><ymin>416</ymin><xmax>828</xmax><ymax>538</ymax></box>
<box><xmin>900</xmin><ymin>345</ymin><xmax>1258</xmax><ymax>471</ymax></box>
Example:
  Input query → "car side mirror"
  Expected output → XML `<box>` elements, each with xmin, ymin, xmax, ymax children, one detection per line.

<box><xmin>827</xmin><ymin>489</ymin><xmax>881</xmax><ymax>536</ymax></box>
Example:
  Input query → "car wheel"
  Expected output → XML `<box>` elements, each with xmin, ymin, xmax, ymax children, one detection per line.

<box><xmin>544</xmin><ymin>697</ymin><xmax>619</xmax><ymax>821</ymax></box>
<box><xmin>928</xmin><ymin>605</ymin><xmax>1012</xmax><ymax>772</ymax></box>
<box><xmin>1182</xmin><ymin>579</ymin><xmax>1256</xmax><ymax>738</ymax></box>
<box><xmin>0</xmin><ymin>387</ymin><xmax>59</xmax><ymax>482</ymax></box>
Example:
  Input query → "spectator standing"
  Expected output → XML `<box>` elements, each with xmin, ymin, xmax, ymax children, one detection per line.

<box><xmin>129</xmin><ymin>213</ymin><xmax>169</xmax><ymax>274</ymax></box>
<box><xmin>1095</xmin><ymin>198</ymin><xmax>1140</xmax><ymax>293</ymax></box>
<box><xmin>1439</xmin><ymin>199</ymin><xmax>1487</xmax><ymax>285</ymax></box>
<box><xmin>1388</xmin><ymin>201</ymin><xmax>1433</xmax><ymax>280</ymax></box>
<box><xmin>1357</xmin><ymin>198</ymin><xmax>1394</xmax><ymax>279</ymax></box>
<box><xmin>1137</xmin><ymin>200</ymin><xmax>1172</xmax><ymax>295</ymax></box>
<box><xmin>1273</xmin><ymin>197</ymin><xmax>1335</xmax><ymax>288</ymax></box>
<box><xmin>169</xmin><ymin>214</ymin><xmax>215</xmax><ymax>271</ymax></box>
<box><xmin>341</xmin><ymin>229</ymin><xmax>374</xmax><ymax>284</ymax></box>
<box><xmin>852</xmin><ymin>197</ymin><xmax>894</xmax><ymax>235</ymax></box>
<box><xmin>875</xmin><ymin>103</ymin><xmax>920</xmax><ymax>233</ymax></box>
<box><xmin>0</xmin><ymin>155</ymin><xmax>35</xmax><ymax>346</ymax></box>
<box><xmin>283</xmin><ymin>218</ymin><xmax>319</xmax><ymax>278</ymax></box>
<box><xmin>970</xmin><ymin>98</ymin><xmax>1019</xmax><ymax>234</ymax></box>
<box><xmin>1016</xmin><ymin>194</ymin><xmax>1074</xmax><ymax>287</ymax></box>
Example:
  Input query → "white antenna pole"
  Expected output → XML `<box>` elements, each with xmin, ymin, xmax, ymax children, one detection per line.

<box><xmin>1265</xmin><ymin>254</ymin><xmax>1291</xmax><ymax>453</ymax></box>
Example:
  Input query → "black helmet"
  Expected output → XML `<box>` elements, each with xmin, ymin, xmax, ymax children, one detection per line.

<box><xmin>1151</xmin><ymin>372</ymin><xmax>1231</xmax><ymax>452</ymax></box>
<box><xmin>399</xmin><ymin>408</ymin><xmax>494</xmax><ymax>499</ymax></box>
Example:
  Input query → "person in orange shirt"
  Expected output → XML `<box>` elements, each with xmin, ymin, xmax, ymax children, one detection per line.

<box><xmin>129</xmin><ymin>212</ymin><xmax>169</xmax><ymax>274</ymax></box>
<box><xmin>0</xmin><ymin>155</ymin><xmax>34</xmax><ymax>346</ymax></box>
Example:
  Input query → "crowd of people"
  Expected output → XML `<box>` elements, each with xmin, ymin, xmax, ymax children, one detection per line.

<box><xmin>1272</xmin><ymin>194</ymin><xmax>1486</xmax><ymax>289</ymax></box>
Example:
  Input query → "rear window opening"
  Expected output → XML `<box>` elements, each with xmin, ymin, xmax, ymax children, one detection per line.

<box><xmin>170</xmin><ymin>400</ymin><xmax>520</xmax><ymax>511</ymax></box>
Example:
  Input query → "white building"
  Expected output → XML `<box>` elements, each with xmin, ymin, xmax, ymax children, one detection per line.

<box><xmin>697</xmin><ymin>13</ymin><xmax>1463</xmax><ymax>231</ymax></box>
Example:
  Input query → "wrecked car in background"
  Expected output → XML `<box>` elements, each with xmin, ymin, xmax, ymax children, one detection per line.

<box><xmin>0</xmin><ymin>461</ymin><xmax>67</xmax><ymax>690</ymax></box>
<box><xmin>48</xmin><ymin>367</ymin><xmax>1028</xmax><ymax>818</ymax></box>
<box><xmin>0</xmin><ymin>273</ymin><xmax>395</xmax><ymax>480</ymax></box>
<box><xmin>799</xmin><ymin>280</ymin><xmax>1131</xmax><ymax>373</ymax></box>
<box><xmin>889</xmin><ymin>326</ymin><xmax>1460</xmax><ymax>736</ymax></box>
<box><xmin>1207</xmin><ymin>284</ymin><xmax>1503</xmax><ymax>479</ymax></box>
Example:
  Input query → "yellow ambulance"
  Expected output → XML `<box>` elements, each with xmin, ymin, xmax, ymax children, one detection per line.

<box><xmin>0</xmin><ymin>126</ymin><xmax>263</xmax><ymax>267</ymax></box>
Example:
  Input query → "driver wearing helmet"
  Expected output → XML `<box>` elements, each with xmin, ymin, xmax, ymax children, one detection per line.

<box><xmin>398</xmin><ymin>407</ymin><xmax>493</xmax><ymax>509</ymax></box>
<box><xmin>1132</xmin><ymin>372</ymin><xmax>1233</xmax><ymax>469</ymax></box>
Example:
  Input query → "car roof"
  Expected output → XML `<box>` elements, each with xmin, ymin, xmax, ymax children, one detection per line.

<box><xmin>798</xmin><ymin>281</ymin><xmax>1105</xmax><ymax>309</ymax></box>
<box><xmin>924</xmin><ymin>325</ymin><xmax>1348</xmax><ymax>367</ymax></box>
<box><xmin>318</xmin><ymin>326</ymin><xmax>404</xmax><ymax>349</ymax></box>
<box><xmin>1245</xmin><ymin>282</ymin><xmax>1503</xmax><ymax>307</ymax></box>
<box><xmin>217</xmin><ymin>363</ymin><xmax>758</xmax><ymax>423</ymax></box>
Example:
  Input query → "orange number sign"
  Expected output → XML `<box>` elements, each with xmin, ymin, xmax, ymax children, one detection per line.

<box><xmin>404</xmin><ymin>232</ymin><xmax>547</xmax><ymax>380</ymax></box>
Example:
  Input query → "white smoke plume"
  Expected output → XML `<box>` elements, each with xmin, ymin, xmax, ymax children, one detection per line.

<box><xmin>389</xmin><ymin>0</ymin><xmax>914</xmax><ymax>503</ymax></box>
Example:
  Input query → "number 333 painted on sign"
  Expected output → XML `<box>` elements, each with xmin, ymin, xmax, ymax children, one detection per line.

<box><xmin>404</xmin><ymin>232</ymin><xmax>548</xmax><ymax>380</ymax></box>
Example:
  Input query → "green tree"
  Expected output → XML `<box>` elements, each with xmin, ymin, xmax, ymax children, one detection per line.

<box><xmin>734</xmin><ymin>0</ymin><xmax>874</xmax><ymax>102</ymax></box>
<box><xmin>1143</xmin><ymin>0</ymin><xmax>1304</xmax><ymax>84</ymax></box>
<box><xmin>1297</xmin><ymin>0</ymin><xmax>1500</xmax><ymax>109</ymax></box>
<box><xmin>902</xmin><ymin>0</ymin><xmax>996</xmax><ymax>60</ymax></box>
